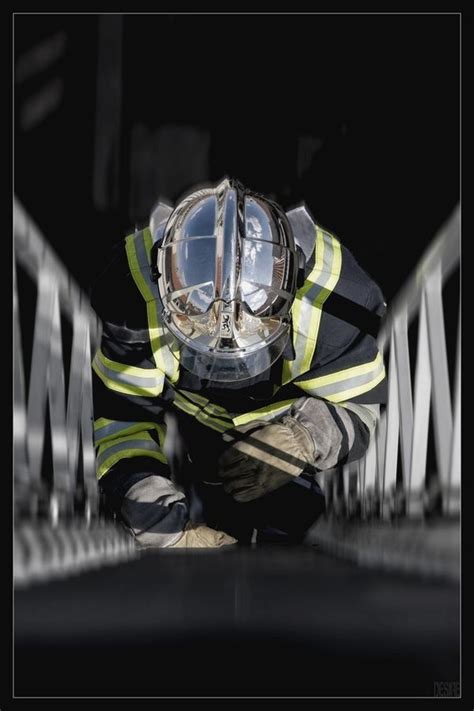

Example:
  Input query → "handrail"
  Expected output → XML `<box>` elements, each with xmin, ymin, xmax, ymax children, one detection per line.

<box><xmin>321</xmin><ymin>205</ymin><xmax>460</xmax><ymax>522</ymax></box>
<box><xmin>14</xmin><ymin>197</ymin><xmax>102</xmax><ymax>521</ymax></box>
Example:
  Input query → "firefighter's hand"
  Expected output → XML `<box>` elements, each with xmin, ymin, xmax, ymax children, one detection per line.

<box><xmin>168</xmin><ymin>522</ymin><xmax>237</xmax><ymax>548</ymax></box>
<box><xmin>217</xmin><ymin>417</ymin><xmax>315</xmax><ymax>502</ymax></box>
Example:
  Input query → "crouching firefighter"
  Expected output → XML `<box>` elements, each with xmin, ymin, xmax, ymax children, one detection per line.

<box><xmin>91</xmin><ymin>177</ymin><xmax>387</xmax><ymax>548</ymax></box>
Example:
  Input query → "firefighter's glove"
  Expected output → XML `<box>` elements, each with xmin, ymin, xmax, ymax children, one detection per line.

<box><xmin>169</xmin><ymin>522</ymin><xmax>237</xmax><ymax>548</ymax></box>
<box><xmin>217</xmin><ymin>416</ymin><xmax>315</xmax><ymax>502</ymax></box>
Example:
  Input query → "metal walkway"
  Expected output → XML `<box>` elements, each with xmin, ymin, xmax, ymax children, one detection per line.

<box><xmin>15</xmin><ymin>544</ymin><xmax>459</xmax><ymax>697</ymax></box>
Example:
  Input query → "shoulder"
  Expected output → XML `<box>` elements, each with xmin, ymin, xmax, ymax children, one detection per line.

<box><xmin>292</xmin><ymin>220</ymin><xmax>385</xmax><ymax>367</ymax></box>
<box><xmin>90</xmin><ymin>231</ymin><xmax>150</xmax><ymax>332</ymax></box>
<box><xmin>286</xmin><ymin>205</ymin><xmax>384</xmax><ymax>307</ymax></box>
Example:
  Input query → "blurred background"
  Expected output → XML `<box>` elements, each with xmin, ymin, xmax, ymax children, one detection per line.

<box><xmin>14</xmin><ymin>13</ymin><xmax>459</xmax><ymax>300</ymax></box>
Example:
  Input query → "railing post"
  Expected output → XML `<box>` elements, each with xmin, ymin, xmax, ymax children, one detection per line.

<box><xmin>393</xmin><ymin>307</ymin><xmax>413</xmax><ymax>504</ymax></box>
<box><xmin>13</xmin><ymin>257</ymin><xmax>30</xmax><ymax>512</ymax></box>
<box><xmin>382</xmin><ymin>331</ymin><xmax>400</xmax><ymax>520</ymax></box>
<box><xmin>25</xmin><ymin>261</ymin><xmax>57</xmax><ymax>514</ymax></box>
<box><xmin>425</xmin><ymin>263</ymin><xmax>453</xmax><ymax>503</ymax></box>
<box><xmin>446</xmin><ymin>306</ymin><xmax>460</xmax><ymax>515</ymax></box>
<box><xmin>407</xmin><ymin>290</ymin><xmax>431</xmax><ymax>517</ymax></box>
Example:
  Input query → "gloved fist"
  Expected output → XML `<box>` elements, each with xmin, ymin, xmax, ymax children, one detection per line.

<box><xmin>168</xmin><ymin>522</ymin><xmax>237</xmax><ymax>548</ymax></box>
<box><xmin>217</xmin><ymin>416</ymin><xmax>315</xmax><ymax>502</ymax></box>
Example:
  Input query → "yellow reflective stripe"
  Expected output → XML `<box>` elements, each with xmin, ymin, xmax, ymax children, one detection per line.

<box><xmin>173</xmin><ymin>392</ymin><xmax>230</xmax><ymax>432</ymax></box>
<box><xmin>96</xmin><ymin>431</ymin><xmax>167</xmax><ymax>479</ymax></box>
<box><xmin>323</xmin><ymin>368</ymin><xmax>386</xmax><ymax>403</ymax></box>
<box><xmin>173</xmin><ymin>392</ymin><xmax>200</xmax><ymax>416</ymax></box>
<box><xmin>178</xmin><ymin>389</ymin><xmax>209</xmax><ymax>407</ymax></box>
<box><xmin>125</xmin><ymin>230</ymin><xmax>180</xmax><ymax>384</ymax></box>
<box><xmin>143</xmin><ymin>228</ymin><xmax>179</xmax><ymax>383</ymax></box>
<box><xmin>125</xmin><ymin>232</ymin><xmax>154</xmax><ymax>302</ymax></box>
<box><xmin>179</xmin><ymin>389</ymin><xmax>234</xmax><ymax>423</ymax></box>
<box><xmin>297</xmin><ymin>353</ymin><xmax>383</xmax><ymax>390</ymax></box>
<box><xmin>94</xmin><ymin>419</ymin><xmax>166</xmax><ymax>447</ymax></box>
<box><xmin>95</xmin><ymin>348</ymin><xmax>163</xmax><ymax>379</ymax></box>
<box><xmin>196</xmin><ymin>412</ymin><xmax>230</xmax><ymax>432</ymax></box>
<box><xmin>146</xmin><ymin>301</ymin><xmax>169</xmax><ymax>376</ymax></box>
<box><xmin>296</xmin><ymin>353</ymin><xmax>385</xmax><ymax>401</ymax></box>
<box><xmin>282</xmin><ymin>229</ymin><xmax>324</xmax><ymax>384</ymax></box>
<box><xmin>142</xmin><ymin>227</ymin><xmax>153</xmax><ymax>263</ymax></box>
<box><xmin>175</xmin><ymin>389</ymin><xmax>297</xmax><ymax>430</ymax></box>
<box><xmin>172</xmin><ymin>390</ymin><xmax>299</xmax><ymax>432</ymax></box>
<box><xmin>232</xmin><ymin>399</ymin><xmax>297</xmax><ymax>427</ymax></box>
<box><xmin>92</xmin><ymin>358</ymin><xmax>163</xmax><ymax>397</ymax></box>
<box><xmin>94</xmin><ymin>417</ymin><xmax>114</xmax><ymax>429</ymax></box>
<box><xmin>282</xmin><ymin>228</ymin><xmax>342</xmax><ymax>384</ymax></box>
<box><xmin>301</xmin><ymin>233</ymin><xmax>341</xmax><ymax>374</ymax></box>
<box><xmin>125</xmin><ymin>231</ymin><xmax>166</xmax><ymax>371</ymax></box>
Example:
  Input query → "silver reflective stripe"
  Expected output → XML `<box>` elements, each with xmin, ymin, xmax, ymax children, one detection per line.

<box><xmin>172</xmin><ymin>391</ymin><xmax>231</xmax><ymax>433</ymax></box>
<box><xmin>97</xmin><ymin>437</ymin><xmax>165</xmax><ymax>479</ymax></box>
<box><xmin>94</xmin><ymin>419</ymin><xmax>140</xmax><ymax>443</ymax></box>
<box><xmin>127</xmin><ymin>230</ymin><xmax>180</xmax><ymax>383</ymax></box>
<box><xmin>133</xmin><ymin>227</ymin><xmax>155</xmax><ymax>275</ymax></box>
<box><xmin>283</xmin><ymin>228</ymin><xmax>342</xmax><ymax>383</ymax></box>
<box><xmin>93</xmin><ymin>352</ymin><xmax>162</xmax><ymax>391</ymax></box>
<box><xmin>301</xmin><ymin>358</ymin><xmax>385</xmax><ymax>401</ymax></box>
<box><xmin>94</xmin><ymin>419</ymin><xmax>164</xmax><ymax>447</ymax></box>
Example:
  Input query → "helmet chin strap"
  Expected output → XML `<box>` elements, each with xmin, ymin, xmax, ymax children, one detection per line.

<box><xmin>150</xmin><ymin>240</ymin><xmax>161</xmax><ymax>284</ymax></box>
<box><xmin>296</xmin><ymin>245</ymin><xmax>306</xmax><ymax>288</ymax></box>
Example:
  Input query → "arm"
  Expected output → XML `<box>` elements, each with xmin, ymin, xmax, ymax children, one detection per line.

<box><xmin>92</xmin><ymin>243</ymin><xmax>235</xmax><ymax>547</ymax></box>
<box><xmin>218</xmin><ymin>287</ymin><xmax>386</xmax><ymax>500</ymax></box>
<box><xmin>287</xmin><ymin>397</ymin><xmax>379</xmax><ymax>471</ymax></box>
<box><xmin>92</xmin><ymin>323</ymin><xmax>190</xmax><ymax>548</ymax></box>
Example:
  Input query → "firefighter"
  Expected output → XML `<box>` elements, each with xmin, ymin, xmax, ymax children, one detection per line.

<box><xmin>91</xmin><ymin>178</ymin><xmax>386</xmax><ymax>548</ymax></box>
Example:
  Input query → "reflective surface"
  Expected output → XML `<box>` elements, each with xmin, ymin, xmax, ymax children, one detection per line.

<box><xmin>156</xmin><ymin>179</ymin><xmax>298</xmax><ymax>381</ymax></box>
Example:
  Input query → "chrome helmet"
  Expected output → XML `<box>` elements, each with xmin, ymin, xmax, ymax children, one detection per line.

<box><xmin>156</xmin><ymin>177</ymin><xmax>299</xmax><ymax>382</ymax></box>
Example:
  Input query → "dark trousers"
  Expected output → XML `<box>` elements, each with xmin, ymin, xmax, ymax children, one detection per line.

<box><xmin>191</xmin><ymin>473</ymin><xmax>326</xmax><ymax>545</ymax></box>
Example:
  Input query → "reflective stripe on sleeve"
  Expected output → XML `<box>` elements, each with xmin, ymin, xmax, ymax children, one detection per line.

<box><xmin>296</xmin><ymin>352</ymin><xmax>386</xmax><ymax>402</ymax></box>
<box><xmin>172</xmin><ymin>389</ymin><xmax>299</xmax><ymax>432</ymax></box>
<box><xmin>92</xmin><ymin>349</ymin><xmax>165</xmax><ymax>397</ymax></box>
<box><xmin>282</xmin><ymin>227</ymin><xmax>342</xmax><ymax>384</ymax></box>
<box><xmin>96</xmin><ymin>431</ymin><xmax>167</xmax><ymax>480</ymax></box>
<box><xmin>93</xmin><ymin>417</ymin><xmax>166</xmax><ymax>447</ymax></box>
<box><xmin>125</xmin><ymin>229</ymin><xmax>180</xmax><ymax>384</ymax></box>
<box><xmin>231</xmin><ymin>399</ymin><xmax>298</xmax><ymax>427</ymax></box>
<box><xmin>173</xmin><ymin>391</ymin><xmax>232</xmax><ymax>432</ymax></box>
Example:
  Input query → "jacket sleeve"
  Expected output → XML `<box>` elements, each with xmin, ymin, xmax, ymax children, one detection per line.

<box><xmin>288</xmin><ymin>243</ymin><xmax>387</xmax><ymax>471</ymax></box>
<box><xmin>288</xmin><ymin>396</ymin><xmax>379</xmax><ymax>471</ymax></box>
<box><xmin>91</xmin><ymin>243</ymin><xmax>189</xmax><ymax>546</ymax></box>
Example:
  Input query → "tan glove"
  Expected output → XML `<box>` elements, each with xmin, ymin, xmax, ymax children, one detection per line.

<box><xmin>217</xmin><ymin>416</ymin><xmax>315</xmax><ymax>502</ymax></box>
<box><xmin>168</xmin><ymin>521</ymin><xmax>237</xmax><ymax>548</ymax></box>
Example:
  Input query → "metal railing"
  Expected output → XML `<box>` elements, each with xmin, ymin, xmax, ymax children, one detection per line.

<box><xmin>14</xmin><ymin>198</ymin><xmax>136</xmax><ymax>585</ymax></box>
<box><xmin>320</xmin><ymin>205</ymin><xmax>460</xmax><ymax>524</ymax></box>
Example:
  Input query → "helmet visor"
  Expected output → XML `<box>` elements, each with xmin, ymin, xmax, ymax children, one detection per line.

<box><xmin>160</xmin><ymin>237</ymin><xmax>216</xmax><ymax>316</ymax></box>
<box><xmin>157</xmin><ymin>182</ymin><xmax>297</xmax><ymax>382</ymax></box>
<box><xmin>173</xmin><ymin>323</ymin><xmax>291</xmax><ymax>383</ymax></box>
<box><xmin>239</xmin><ymin>240</ymin><xmax>295</xmax><ymax>317</ymax></box>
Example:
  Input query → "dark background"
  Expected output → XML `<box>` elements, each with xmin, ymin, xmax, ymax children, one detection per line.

<box><xmin>14</xmin><ymin>13</ymin><xmax>460</xmax><ymax>303</ymax></box>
